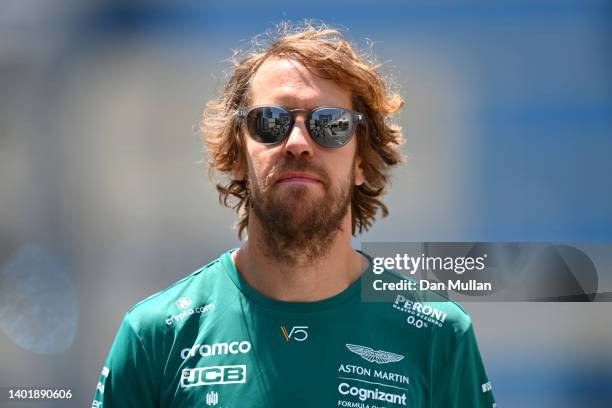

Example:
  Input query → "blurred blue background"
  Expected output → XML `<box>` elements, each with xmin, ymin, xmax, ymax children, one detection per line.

<box><xmin>1</xmin><ymin>0</ymin><xmax>611</xmax><ymax>407</ymax></box>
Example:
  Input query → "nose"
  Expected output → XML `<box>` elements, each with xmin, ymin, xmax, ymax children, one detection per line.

<box><xmin>283</xmin><ymin>116</ymin><xmax>314</xmax><ymax>158</ymax></box>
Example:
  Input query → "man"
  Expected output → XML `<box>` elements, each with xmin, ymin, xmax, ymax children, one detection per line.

<box><xmin>93</xmin><ymin>23</ymin><xmax>496</xmax><ymax>408</ymax></box>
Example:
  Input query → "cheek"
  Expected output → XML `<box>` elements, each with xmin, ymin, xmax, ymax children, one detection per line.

<box><xmin>245</xmin><ymin>146</ymin><xmax>276</xmax><ymax>185</ymax></box>
<box><xmin>243</xmin><ymin>139</ymin><xmax>262</xmax><ymax>176</ymax></box>
<box><xmin>326</xmin><ymin>149</ymin><xmax>357</xmax><ymax>186</ymax></box>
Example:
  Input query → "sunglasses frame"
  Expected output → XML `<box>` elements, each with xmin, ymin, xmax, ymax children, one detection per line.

<box><xmin>236</xmin><ymin>105</ymin><xmax>365</xmax><ymax>148</ymax></box>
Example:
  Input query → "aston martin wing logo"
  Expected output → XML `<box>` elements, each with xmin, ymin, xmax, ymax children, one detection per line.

<box><xmin>346</xmin><ymin>344</ymin><xmax>405</xmax><ymax>364</ymax></box>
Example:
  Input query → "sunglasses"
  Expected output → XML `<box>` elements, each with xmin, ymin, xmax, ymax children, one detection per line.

<box><xmin>237</xmin><ymin>105</ymin><xmax>364</xmax><ymax>148</ymax></box>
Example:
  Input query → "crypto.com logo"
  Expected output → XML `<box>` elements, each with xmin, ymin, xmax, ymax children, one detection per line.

<box><xmin>280</xmin><ymin>325</ymin><xmax>309</xmax><ymax>342</ymax></box>
<box><xmin>166</xmin><ymin>298</ymin><xmax>214</xmax><ymax>326</ymax></box>
<box><xmin>176</xmin><ymin>296</ymin><xmax>192</xmax><ymax>309</ymax></box>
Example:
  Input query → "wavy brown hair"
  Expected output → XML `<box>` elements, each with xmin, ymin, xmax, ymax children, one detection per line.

<box><xmin>201</xmin><ymin>21</ymin><xmax>405</xmax><ymax>239</ymax></box>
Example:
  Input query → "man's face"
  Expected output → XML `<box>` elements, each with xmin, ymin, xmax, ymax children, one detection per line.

<box><xmin>240</xmin><ymin>57</ymin><xmax>365</xmax><ymax>259</ymax></box>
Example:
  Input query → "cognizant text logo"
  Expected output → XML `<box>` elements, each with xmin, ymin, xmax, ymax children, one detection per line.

<box><xmin>338</xmin><ymin>383</ymin><xmax>407</xmax><ymax>406</ymax></box>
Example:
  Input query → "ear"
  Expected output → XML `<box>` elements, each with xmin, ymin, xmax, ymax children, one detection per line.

<box><xmin>354</xmin><ymin>155</ymin><xmax>365</xmax><ymax>186</ymax></box>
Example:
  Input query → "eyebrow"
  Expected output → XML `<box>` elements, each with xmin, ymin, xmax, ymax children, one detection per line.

<box><xmin>260</xmin><ymin>90</ymin><xmax>325</xmax><ymax>109</ymax></box>
<box><xmin>266</xmin><ymin>97</ymin><xmax>312</xmax><ymax>110</ymax></box>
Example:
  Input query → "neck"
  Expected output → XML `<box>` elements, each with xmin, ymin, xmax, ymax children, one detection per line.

<box><xmin>231</xmin><ymin>212</ymin><xmax>368</xmax><ymax>302</ymax></box>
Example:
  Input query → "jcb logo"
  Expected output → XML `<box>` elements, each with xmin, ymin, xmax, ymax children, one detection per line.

<box><xmin>280</xmin><ymin>325</ymin><xmax>309</xmax><ymax>342</ymax></box>
<box><xmin>180</xmin><ymin>365</ymin><xmax>246</xmax><ymax>388</ymax></box>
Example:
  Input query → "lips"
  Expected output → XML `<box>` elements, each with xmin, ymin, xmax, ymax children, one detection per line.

<box><xmin>277</xmin><ymin>172</ymin><xmax>322</xmax><ymax>183</ymax></box>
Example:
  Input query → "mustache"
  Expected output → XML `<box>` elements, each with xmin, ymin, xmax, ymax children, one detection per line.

<box><xmin>263</xmin><ymin>158</ymin><xmax>330</xmax><ymax>188</ymax></box>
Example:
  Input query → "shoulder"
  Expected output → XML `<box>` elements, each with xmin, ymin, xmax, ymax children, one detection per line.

<box><xmin>100</xmin><ymin>251</ymin><xmax>236</xmax><ymax>381</ymax></box>
<box><xmin>121</xmin><ymin>251</ymin><xmax>232</xmax><ymax>336</ymax></box>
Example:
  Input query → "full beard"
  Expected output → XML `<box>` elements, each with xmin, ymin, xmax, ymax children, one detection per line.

<box><xmin>248</xmin><ymin>160</ymin><xmax>354</xmax><ymax>267</ymax></box>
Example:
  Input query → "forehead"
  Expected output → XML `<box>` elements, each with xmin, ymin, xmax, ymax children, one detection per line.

<box><xmin>249</xmin><ymin>57</ymin><xmax>352</xmax><ymax>109</ymax></box>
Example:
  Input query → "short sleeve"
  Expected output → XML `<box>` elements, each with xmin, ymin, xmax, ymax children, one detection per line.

<box><xmin>432</xmin><ymin>324</ymin><xmax>496</xmax><ymax>408</ymax></box>
<box><xmin>92</xmin><ymin>314</ymin><xmax>159</xmax><ymax>408</ymax></box>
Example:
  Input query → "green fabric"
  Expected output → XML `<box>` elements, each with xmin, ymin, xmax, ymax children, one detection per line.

<box><xmin>93</xmin><ymin>249</ymin><xmax>496</xmax><ymax>407</ymax></box>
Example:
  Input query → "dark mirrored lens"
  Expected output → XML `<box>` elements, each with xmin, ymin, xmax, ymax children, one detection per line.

<box><xmin>246</xmin><ymin>107</ymin><xmax>292</xmax><ymax>144</ymax></box>
<box><xmin>308</xmin><ymin>108</ymin><xmax>353</xmax><ymax>147</ymax></box>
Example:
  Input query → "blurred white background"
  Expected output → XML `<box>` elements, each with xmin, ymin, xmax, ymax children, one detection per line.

<box><xmin>1</xmin><ymin>1</ymin><xmax>611</xmax><ymax>406</ymax></box>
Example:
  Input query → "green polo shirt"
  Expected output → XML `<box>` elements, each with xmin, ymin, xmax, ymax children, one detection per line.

<box><xmin>93</xmin><ymin>249</ymin><xmax>496</xmax><ymax>408</ymax></box>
